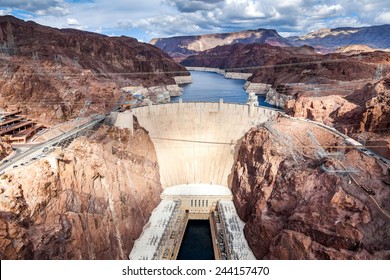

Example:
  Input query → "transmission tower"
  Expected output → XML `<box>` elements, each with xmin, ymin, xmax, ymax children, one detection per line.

<box><xmin>72</xmin><ymin>56</ymin><xmax>79</xmax><ymax>67</ymax></box>
<box><xmin>263</xmin><ymin>121</ymin><xmax>302</xmax><ymax>163</ymax></box>
<box><xmin>306</xmin><ymin>130</ymin><xmax>357</xmax><ymax>173</ymax></box>
<box><xmin>313</xmin><ymin>87</ymin><xmax>320</xmax><ymax>97</ymax></box>
<box><xmin>54</xmin><ymin>54</ymin><xmax>63</xmax><ymax>80</ymax></box>
<box><xmin>32</xmin><ymin>52</ymin><xmax>41</xmax><ymax>71</ymax></box>
<box><xmin>76</xmin><ymin>99</ymin><xmax>92</xmax><ymax>122</ymax></box>
<box><xmin>374</xmin><ymin>65</ymin><xmax>383</xmax><ymax>81</ymax></box>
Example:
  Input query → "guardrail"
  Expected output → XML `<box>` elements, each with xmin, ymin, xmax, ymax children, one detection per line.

<box><xmin>131</xmin><ymin>100</ymin><xmax>283</xmax><ymax>112</ymax></box>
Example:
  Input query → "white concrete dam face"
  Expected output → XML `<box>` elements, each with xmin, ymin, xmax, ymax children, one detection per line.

<box><xmin>132</xmin><ymin>102</ymin><xmax>277</xmax><ymax>188</ymax></box>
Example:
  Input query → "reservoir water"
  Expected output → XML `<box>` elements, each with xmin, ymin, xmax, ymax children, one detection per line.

<box><xmin>177</xmin><ymin>220</ymin><xmax>214</xmax><ymax>260</ymax></box>
<box><xmin>172</xmin><ymin>71</ymin><xmax>274</xmax><ymax>106</ymax></box>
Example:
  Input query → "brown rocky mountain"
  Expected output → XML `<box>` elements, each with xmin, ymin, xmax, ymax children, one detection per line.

<box><xmin>0</xmin><ymin>15</ymin><xmax>189</xmax><ymax>124</ymax></box>
<box><xmin>232</xmin><ymin>120</ymin><xmax>390</xmax><ymax>259</ymax></box>
<box><xmin>150</xmin><ymin>29</ymin><xmax>291</xmax><ymax>61</ymax></box>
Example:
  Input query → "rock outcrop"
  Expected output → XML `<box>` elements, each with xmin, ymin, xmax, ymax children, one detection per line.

<box><xmin>335</xmin><ymin>45</ymin><xmax>380</xmax><ymax>55</ymax></box>
<box><xmin>342</xmin><ymin>78</ymin><xmax>390</xmax><ymax>134</ymax></box>
<box><xmin>0</xmin><ymin>120</ymin><xmax>162</xmax><ymax>259</ymax></box>
<box><xmin>285</xmin><ymin>95</ymin><xmax>357</xmax><ymax>124</ymax></box>
<box><xmin>0</xmin><ymin>142</ymin><xmax>13</xmax><ymax>160</ymax></box>
<box><xmin>232</xmin><ymin>120</ymin><xmax>390</xmax><ymax>259</ymax></box>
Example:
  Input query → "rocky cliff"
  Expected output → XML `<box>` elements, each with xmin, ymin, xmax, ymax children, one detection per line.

<box><xmin>0</xmin><ymin>15</ymin><xmax>189</xmax><ymax>124</ymax></box>
<box><xmin>151</xmin><ymin>29</ymin><xmax>291</xmax><ymax>60</ymax></box>
<box><xmin>232</xmin><ymin>119</ymin><xmax>390</xmax><ymax>259</ymax></box>
<box><xmin>342</xmin><ymin>78</ymin><xmax>390</xmax><ymax>134</ymax></box>
<box><xmin>0</xmin><ymin>120</ymin><xmax>162</xmax><ymax>259</ymax></box>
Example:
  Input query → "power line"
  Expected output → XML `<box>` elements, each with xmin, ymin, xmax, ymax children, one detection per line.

<box><xmin>1</xmin><ymin>56</ymin><xmax>388</xmax><ymax>77</ymax></box>
<box><xmin>149</xmin><ymin>136</ymin><xmax>389</xmax><ymax>148</ymax></box>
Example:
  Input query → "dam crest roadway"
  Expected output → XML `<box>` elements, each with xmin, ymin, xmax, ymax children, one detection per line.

<box><xmin>122</xmin><ymin>100</ymin><xmax>278</xmax><ymax>260</ymax></box>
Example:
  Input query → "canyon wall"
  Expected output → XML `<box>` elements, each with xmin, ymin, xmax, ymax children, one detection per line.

<box><xmin>0</xmin><ymin>121</ymin><xmax>162</xmax><ymax>259</ymax></box>
<box><xmin>232</xmin><ymin>120</ymin><xmax>390</xmax><ymax>259</ymax></box>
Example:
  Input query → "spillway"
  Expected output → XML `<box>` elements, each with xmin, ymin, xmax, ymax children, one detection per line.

<box><xmin>131</xmin><ymin>101</ymin><xmax>278</xmax><ymax>188</ymax></box>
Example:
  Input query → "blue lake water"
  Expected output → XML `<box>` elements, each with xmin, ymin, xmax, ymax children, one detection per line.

<box><xmin>176</xmin><ymin>220</ymin><xmax>214</xmax><ymax>260</ymax></box>
<box><xmin>172</xmin><ymin>71</ymin><xmax>274</xmax><ymax>106</ymax></box>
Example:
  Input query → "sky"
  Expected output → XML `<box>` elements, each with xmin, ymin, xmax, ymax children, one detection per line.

<box><xmin>0</xmin><ymin>0</ymin><xmax>389</xmax><ymax>42</ymax></box>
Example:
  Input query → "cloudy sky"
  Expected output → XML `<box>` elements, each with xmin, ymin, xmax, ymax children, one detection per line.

<box><xmin>0</xmin><ymin>0</ymin><xmax>389</xmax><ymax>42</ymax></box>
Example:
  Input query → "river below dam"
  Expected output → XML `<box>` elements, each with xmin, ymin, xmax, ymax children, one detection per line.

<box><xmin>172</xmin><ymin>71</ymin><xmax>274</xmax><ymax>106</ymax></box>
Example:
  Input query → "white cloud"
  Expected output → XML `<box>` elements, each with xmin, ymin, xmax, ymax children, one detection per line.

<box><xmin>0</xmin><ymin>0</ymin><xmax>69</xmax><ymax>16</ymax></box>
<box><xmin>376</xmin><ymin>12</ymin><xmax>390</xmax><ymax>23</ymax></box>
<box><xmin>307</xmin><ymin>4</ymin><xmax>344</xmax><ymax>19</ymax></box>
<box><xmin>0</xmin><ymin>0</ymin><xmax>389</xmax><ymax>40</ymax></box>
<box><xmin>0</xmin><ymin>8</ymin><xmax>12</xmax><ymax>16</ymax></box>
<box><xmin>66</xmin><ymin>17</ymin><xmax>79</xmax><ymax>26</ymax></box>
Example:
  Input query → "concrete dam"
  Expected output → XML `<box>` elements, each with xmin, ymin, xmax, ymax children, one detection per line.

<box><xmin>131</xmin><ymin>101</ymin><xmax>278</xmax><ymax>188</ymax></box>
<box><xmin>123</xmin><ymin>101</ymin><xmax>279</xmax><ymax>260</ymax></box>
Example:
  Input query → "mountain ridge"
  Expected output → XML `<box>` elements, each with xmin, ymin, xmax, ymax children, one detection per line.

<box><xmin>151</xmin><ymin>24</ymin><xmax>390</xmax><ymax>57</ymax></box>
<box><xmin>150</xmin><ymin>28</ymin><xmax>291</xmax><ymax>60</ymax></box>
<box><xmin>289</xmin><ymin>24</ymin><xmax>390</xmax><ymax>52</ymax></box>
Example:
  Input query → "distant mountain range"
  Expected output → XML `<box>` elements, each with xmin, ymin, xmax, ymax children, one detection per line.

<box><xmin>150</xmin><ymin>29</ymin><xmax>291</xmax><ymax>60</ymax></box>
<box><xmin>289</xmin><ymin>25</ymin><xmax>390</xmax><ymax>52</ymax></box>
<box><xmin>150</xmin><ymin>25</ymin><xmax>390</xmax><ymax>59</ymax></box>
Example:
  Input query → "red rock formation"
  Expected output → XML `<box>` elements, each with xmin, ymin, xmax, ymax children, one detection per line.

<box><xmin>285</xmin><ymin>95</ymin><xmax>357</xmax><ymax>124</ymax></box>
<box><xmin>232</xmin><ymin>121</ymin><xmax>390</xmax><ymax>259</ymax></box>
<box><xmin>0</xmin><ymin>121</ymin><xmax>162</xmax><ymax>259</ymax></box>
<box><xmin>342</xmin><ymin>78</ymin><xmax>390</xmax><ymax>134</ymax></box>
<box><xmin>0</xmin><ymin>142</ymin><xmax>13</xmax><ymax>160</ymax></box>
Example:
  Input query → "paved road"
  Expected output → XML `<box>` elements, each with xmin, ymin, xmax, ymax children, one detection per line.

<box><xmin>0</xmin><ymin>114</ymin><xmax>106</xmax><ymax>174</ymax></box>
